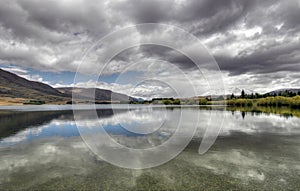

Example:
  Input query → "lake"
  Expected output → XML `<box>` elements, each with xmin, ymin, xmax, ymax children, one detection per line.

<box><xmin>0</xmin><ymin>105</ymin><xmax>300</xmax><ymax>190</ymax></box>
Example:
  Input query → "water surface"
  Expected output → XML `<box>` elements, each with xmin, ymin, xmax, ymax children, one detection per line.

<box><xmin>0</xmin><ymin>105</ymin><xmax>299</xmax><ymax>190</ymax></box>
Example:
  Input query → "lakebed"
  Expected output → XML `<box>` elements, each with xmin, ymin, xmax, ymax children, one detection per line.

<box><xmin>0</xmin><ymin>105</ymin><xmax>299</xmax><ymax>190</ymax></box>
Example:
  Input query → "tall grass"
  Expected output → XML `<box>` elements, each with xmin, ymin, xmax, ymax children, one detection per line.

<box><xmin>226</xmin><ymin>99</ymin><xmax>253</xmax><ymax>107</ymax></box>
<box><xmin>255</xmin><ymin>96</ymin><xmax>300</xmax><ymax>108</ymax></box>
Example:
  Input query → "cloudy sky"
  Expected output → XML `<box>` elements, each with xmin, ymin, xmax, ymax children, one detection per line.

<box><xmin>0</xmin><ymin>0</ymin><xmax>300</xmax><ymax>98</ymax></box>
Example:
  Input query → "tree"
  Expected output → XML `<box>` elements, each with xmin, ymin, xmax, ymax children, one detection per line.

<box><xmin>230</xmin><ymin>93</ymin><xmax>235</xmax><ymax>99</ymax></box>
<box><xmin>173</xmin><ymin>99</ymin><xmax>181</xmax><ymax>105</ymax></box>
<box><xmin>255</xmin><ymin>93</ymin><xmax>261</xmax><ymax>98</ymax></box>
<box><xmin>162</xmin><ymin>100</ymin><xmax>172</xmax><ymax>105</ymax></box>
<box><xmin>241</xmin><ymin>89</ymin><xmax>245</xmax><ymax>98</ymax></box>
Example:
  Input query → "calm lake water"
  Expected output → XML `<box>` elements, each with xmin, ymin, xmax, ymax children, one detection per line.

<box><xmin>0</xmin><ymin>105</ymin><xmax>300</xmax><ymax>190</ymax></box>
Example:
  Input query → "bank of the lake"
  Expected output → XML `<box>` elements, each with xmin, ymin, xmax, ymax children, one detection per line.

<box><xmin>224</xmin><ymin>96</ymin><xmax>300</xmax><ymax>108</ymax></box>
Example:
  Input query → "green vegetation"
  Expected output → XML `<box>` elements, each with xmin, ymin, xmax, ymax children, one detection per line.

<box><xmin>135</xmin><ymin>90</ymin><xmax>300</xmax><ymax>119</ymax></box>
<box><xmin>226</xmin><ymin>106</ymin><xmax>300</xmax><ymax>118</ymax></box>
<box><xmin>129</xmin><ymin>89</ymin><xmax>300</xmax><ymax>110</ymax></box>
<box><xmin>255</xmin><ymin>96</ymin><xmax>300</xmax><ymax>108</ymax></box>
<box><xmin>135</xmin><ymin>97</ymin><xmax>211</xmax><ymax>105</ymax></box>
<box><xmin>224</xmin><ymin>96</ymin><xmax>300</xmax><ymax>108</ymax></box>
<box><xmin>225</xmin><ymin>89</ymin><xmax>300</xmax><ymax>109</ymax></box>
<box><xmin>226</xmin><ymin>99</ymin><xmax>253</xmax><ymax>107</ymax></box>
<box><xmin>151</xmin><ymin>98</ymin><xmax>181</xmax><ymax>105</ymax></box>
<box><xmin>217</xmin><ymin>90</ymin><xmax>300</xmax><ymax>117</ymax></box>
<box><xmin>150</xmin><ymin>97</ymin><xmax>206</xmax><ymax>105</ymax></box>
<box><xmin>23</xmin><ymin>100</ymin><xmax>46</xmax><ymax>105</ymax></box>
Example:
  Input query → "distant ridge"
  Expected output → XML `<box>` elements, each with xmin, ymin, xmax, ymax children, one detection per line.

<box><xmin>57</xmin><ymin>87</ymin><xmax>133</xmax><ymax>102</ymax></box>
<box><xmin>266</xmin><ymin>88</ymin><xmax>300</xmax><ymax>95</ymax></box>
<box><xmin>0</xmin><ymin>68</ymin><xmax>66</xmax><ymax>102</ymax></box>
<box><xmin>0</xmin><ymin>68</ymin><xmax>136</xmax><ymax>104</ymax></box>
<box><xmin>0</xmin><ymin>68</ymin><xmax>63</xmax><ymax>96</ymax></box>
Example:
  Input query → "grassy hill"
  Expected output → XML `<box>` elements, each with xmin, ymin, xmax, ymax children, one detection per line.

<box><xmin>0</xmin><ymin>68</ymin><xmax>68</xmax><ymax>104</ymax></box>
<box><xmin>0</xmin><ymin>68</ymin><xmax>135</xmax><ymax>105</ymax></box>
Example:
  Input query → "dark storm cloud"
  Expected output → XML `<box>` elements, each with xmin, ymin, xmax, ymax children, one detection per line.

<box><xmin>0</xmin><ymin>0</ymin><xmax>120</xmax><ymax>72</ymax></box>
<box><xmin>180</xmin><ymin>0</ymin><xmax>254</xmax><ymax>20</ymax></box>
<box><xmin>109</xmin><ymin>0</ymin><xmax>300</xmax><ymax>76</ymax></box>
<box><xmin>213</xmin><ymin>0</ymin><xmax>300</xmax><ymax>76</ymax></box>
<box><xmin>113</xmin><ymin>45</ymin><xmax>196</xmax><ymax>71</ymax></box>
<box><xmin>138</xmin><ymin>45</ymin><xmax>195</xmax><ymax>70</ymax></box>
<box><xmin>111</xmin><ymin>0</ymin><xmax>173</xmax><ymax>23</ymax></box>
<box><xmin>0</xmin><ymin>0</ymin><xmax>299</xmax><ymax>86</ymax></box>
<box><xmin>215</xmin><ymin>40</ymin><xmax>300</xmax><ymax>75</ymax></box>
<box><xmin>0</xmin><ymin>0</ymin><xmax>114</xmax><ymax>43</ymax></box>
<box><xmin>113</xmin><ymin>0</ymin><xmax>257</xmax><ymax>35</ymax></box>
<box><xmin>0</xmin><ymin>1</ymin><xmax>65</xmax><ymax>43</ymax></box>
<box><xmin>175</xmin><ymin>0</ymin><xmax>257</xmax><ymax>35</ymax></box>
<box><xmin>245</xmin><ymin>0</ymin><xmax>300</xmax><ymax>32</ymax></box>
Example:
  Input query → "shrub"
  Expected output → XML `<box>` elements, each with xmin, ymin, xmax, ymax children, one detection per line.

<box><xmin>23</xmin><ymin>100</ymin><xmax>45</xmax><ymax>105</ymax></box>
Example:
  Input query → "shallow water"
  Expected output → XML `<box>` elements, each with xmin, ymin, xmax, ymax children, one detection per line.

<box><xmin>0</xmin><ymin>105</ymin><xmax>299</xmax><ymax>190</ymax></box>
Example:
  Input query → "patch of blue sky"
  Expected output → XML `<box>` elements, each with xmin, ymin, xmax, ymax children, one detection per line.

<box><xmin>0</xmin><ymin>63</ymin><xmax>144</xmax><ymax>86</ymax></box>
<box><xmin>0</xmin><ymin>122</ymin><xmax>80</xmax><ymax>147</ymax></box>
<box><xmin>99</xmin><ymin>71</ymin><xmax>144</xmax><ymax>85</ymax></box>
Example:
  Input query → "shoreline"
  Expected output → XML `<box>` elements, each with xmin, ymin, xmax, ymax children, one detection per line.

<box><xmin>0</xmin><ymin>103</ymin><xmax>299</xmax><ymax>118</ymax></box>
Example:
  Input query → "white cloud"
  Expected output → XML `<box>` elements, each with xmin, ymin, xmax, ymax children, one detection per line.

<box><xmin>0</xmin><ymin>65</ymin><xmax>47</xmax><ymax>83</ymax></box>
<box><xmin>0</xmin><ymin>0</ymin><xmax>299</xmax><ymax>96</ymax></box>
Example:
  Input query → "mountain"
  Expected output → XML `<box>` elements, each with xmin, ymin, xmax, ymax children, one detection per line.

<box><xmin>0</xmin><ymin>68</ymin><xmax>67</xmax><ymax>103</ymax></box>
<box><xmin>266</xmin><ymin>88</ymin><xmax>300</xmax><ymax>96</ymax></box>
<box><xmin>57</xmin><ymin>87</ymin><xmax>133</xmax><ymax>102</ymax></box>
<box><xmin>0</xmin><ymin>68</ymin><xmax>135</xmax><ymax>104</ymax></box>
